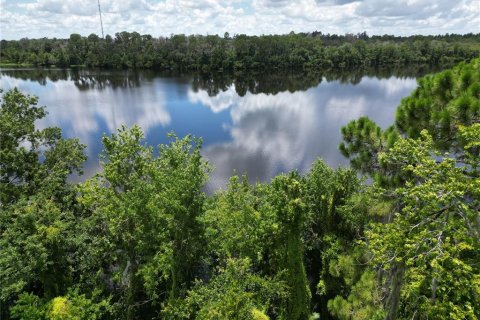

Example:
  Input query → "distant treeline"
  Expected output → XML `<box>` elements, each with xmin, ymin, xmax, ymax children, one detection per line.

<box><xmin>1</xmin><ymin>31</ymin><xmax>479</xmax><ymax>71</ymax></box>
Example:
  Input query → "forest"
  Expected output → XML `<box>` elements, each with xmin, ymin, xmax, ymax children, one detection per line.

<box><xmin>1</xmin><ymin>32</ymin><xmax>480</xmax><ymax>71</ymax></box>
<box><xmin>0</xmin><ymin>57</ymin><xmax>479</xmax><ymax>319</ymax></box>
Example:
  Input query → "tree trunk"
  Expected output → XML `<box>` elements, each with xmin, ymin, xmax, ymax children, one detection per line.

<box><xmin>384</xmin><ymin>261</ymin><xmax>405</xmax><ymax>320</ymax></box>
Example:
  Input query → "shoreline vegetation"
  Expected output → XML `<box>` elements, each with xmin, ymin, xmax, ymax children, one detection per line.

<box><xmin>0</xmin><ymin>52</ymin><xmax>479</xmax><ymax>319</ymax></box>
<box><xmin>1</xmin><ymin>31</ymin><xmax>479</xmax><ymax>72</ymax></box>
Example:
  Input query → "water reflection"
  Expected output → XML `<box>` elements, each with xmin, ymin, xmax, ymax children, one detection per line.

<box><xmin>0</xmin><ymin>68</ymin><xmax>419</xmax><ymax>191</ymax></box>
<box><xmin>191</xmin><ymin>77</ymin><xmax>417</xmax><ymax>192</ymax></box>
<box><xmin>1</xmin><ymin>65</ymin><xmax>432</xmax><ymax>94</ymax></box>
<box><xmin>191</xmin><ymin>64</ymin><xmax>437</xmax><ymax>97</ymax></box>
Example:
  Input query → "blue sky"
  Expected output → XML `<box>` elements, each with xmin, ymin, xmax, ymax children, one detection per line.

<box><xmin>0</xmin><ymin>0</ymin><xmax>479</xmax><ymax>39</ymax></box>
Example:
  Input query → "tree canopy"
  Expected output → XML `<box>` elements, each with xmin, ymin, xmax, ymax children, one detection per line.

<box><xmin>1</xmin><ymin>32</ymin><xmax>479</xmax><ymax>71</ymax></box>
<box><xmin>1</xmin><ymin>58</ymin><xmax>479</xmax><ymax>319</ymax></box>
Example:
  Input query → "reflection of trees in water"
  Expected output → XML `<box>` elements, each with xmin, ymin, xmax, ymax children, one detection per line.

<box><xmin>72</xmin><ymin>71</ymin><xmax>143</xmax><ymax>91</ymax></box>
<box><xmin>191</xmin><ymin>64</ymin><xmax>446</xmax><ymax>97</ymax></box>
<box><xmin>0</xmin><ymin>68</ymin><xmax>155</xmax><ymax>90</ymax></box>
<box><xmin>1</xmin><ymin>64</ymin><xmax>445</xmax><ymax>95</ymax></box>
<box><xmin>191</xmin><ymin>71</ymin><xmax>326</xmax><ymax>97</ymax></box>
<box><xmin>0</xmin><ymin>68</ymin><xmax>70</xmax><ymax>86</ymax></box>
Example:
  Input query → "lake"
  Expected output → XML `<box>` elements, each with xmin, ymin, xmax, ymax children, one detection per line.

<box><xmin>0</xmin><ymin>68</ymin><xmax>420</xmax><ymax>192</ymax></box>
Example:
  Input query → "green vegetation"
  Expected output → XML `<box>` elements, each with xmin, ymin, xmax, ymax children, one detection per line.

<box><xmin>1</xmin><ymin>32</ymin><xmax>479</xmax><ymax>71</ymax></box>
<box><xmin>338</xmin><ymin>57</ymin><xmax>480</xmax><ymax>319</ymax></box>
<box><xmin>1</xmin><ymin>58</ymin><xmax>479</xmax><ymax>319</ymax></box>
<box><xmin>340</xmin><ymin>57</ymin><xmax>480</xmax><ymax>184</ymax></box>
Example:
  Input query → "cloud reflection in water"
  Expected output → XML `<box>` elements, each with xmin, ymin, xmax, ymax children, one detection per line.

<box><xmin>0</xmin><ymin>69</ymin><xmax>417</xmax><ymax>191</ymax></box>
<box><xmin>0</xmin><ymin>71</ymin><xmax>171</xmax><ymax>178</ymax></box>
<box><xmin>191</xmin><ymin>77</ymin><xmax>417</xmax><ymax>192</ymax></box>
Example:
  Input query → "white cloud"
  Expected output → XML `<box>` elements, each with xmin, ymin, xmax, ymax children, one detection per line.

<box><xmin>20</xmin><ymin>0</ymin><xmax>98</xmax><ymax>16</ymax></box>
<box><xmin>1</xmin><ymin>0</ymin><xmax>478</xmax><ymax>39</ymax></box>
<box><xmin>356</xmin><ymin>0</ymin><xmax>455</xmax><ymax>18</ymax></box>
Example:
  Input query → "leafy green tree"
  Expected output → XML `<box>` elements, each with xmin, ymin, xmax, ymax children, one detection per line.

<box><xmin>10</xmin><ymin>290</ymin><xmax>111</xmax><ymax>320</ymax></box>
<box><xmin>338</xmin><ymin>58</ymin><xmax>480</xmax><ymax>320</ymax></box>
<box><xmin>162</xmin><ymin>258</ymin><xmax>286</xmax><ymax>320</ymax></box>
<box><xmin>367</xmin><ymin>129</ymin><xmax>480</xmax><ymax>319</ymax></box>
<box><xmin>0</xmin><ymin>88</ymin><xmax>85</xmax><ymax>205</ymax></box>
<box><xmin>340</xmin><ymin>57</ymin><xmax>480</xmax><ymax>185</ymax></box>
<box><xmin>302</xmin><ymin>160</ymin><xmax>363</xmax><ymax>317</ymax></box>
<box><xmin>327</xmin><ymin>270</ymin><xmax>385</xmax><ymax>320</ymax></box>
<box><xmin>395</xmin><ymin>58</ymin><xmax>480</xmax><ymax>150</ymax></box>
<box><xmin>1</xmin><ymin>197</ymin><xmax>75</xmax><ymax>302</ymax></box>
<box><xmin>267</xmin><ymin>173</ymin><xmax>311</xmax><ymax>320</ymax></box>
<box><xmin>0</xmin><ymin>88</ymin><xmax>86</xmax><ymax>317</ymax></box>
<box><xmin>78</xmin><ymin>127</ymin><xmax>209</xmax><ymax>318</ymax></box>
<box><xmin>67</xmin><ymin>34</ymin><xmax>85</xmax><ymax>66</ymax></box>
<box><xmin>201</xmin><ymin>175</ymin><xmax>276</xmax><ymax>267</ymax></box>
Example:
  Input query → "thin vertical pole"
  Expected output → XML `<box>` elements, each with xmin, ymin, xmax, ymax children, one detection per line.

<box><xmin>97</xmin><ymin>0</ymin><xmax>105</xmax><ymax>38</ymax></box>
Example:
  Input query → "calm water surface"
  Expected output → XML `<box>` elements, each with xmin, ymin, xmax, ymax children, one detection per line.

<box><xmin>0</xmin><ymin>68</ymin><xmax>419</xmax><ymax>192</ymax></box>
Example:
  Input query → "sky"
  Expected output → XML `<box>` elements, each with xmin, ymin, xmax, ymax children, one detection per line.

<box><xmin>0</xmin><ymin>0</ymin><xmax>479</xmax><ymax>40</ymax></box>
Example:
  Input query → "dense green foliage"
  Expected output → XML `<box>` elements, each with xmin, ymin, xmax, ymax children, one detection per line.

<box><xmin>370</xmin><ymin>128</ymin><xmax>479</xmax><ymax>319</ymax></box>
<box><xmin>1</xmin><ymin>32</ymin><xmax>479</xmax><ymax>71</ymax></box>
<box><xmin>338</xmin><ymin>57</ymin><xmax>480</xmax><ymax>319</ymax></box>
<box><xmin>1</xmin><ymin>58</ymin><xmax>479</xmax><ymax>319</ymax></box>
<box><xmin>340</xmin><ymin>57</ymin><xmax>480</xmax><ymax>184</ymax></box>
